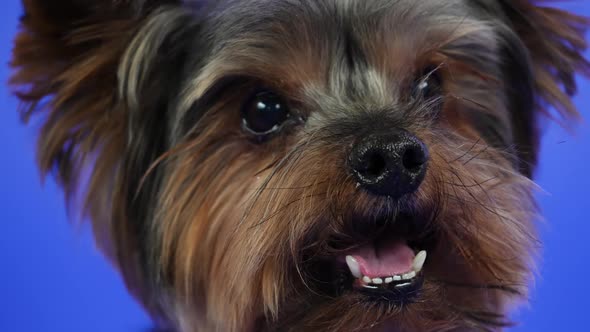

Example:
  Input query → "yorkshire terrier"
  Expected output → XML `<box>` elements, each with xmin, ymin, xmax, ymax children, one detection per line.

<box><xmin>10</xmin><ymin>0</ymin><xmax>590</xmax><ymax>331</ymax></box>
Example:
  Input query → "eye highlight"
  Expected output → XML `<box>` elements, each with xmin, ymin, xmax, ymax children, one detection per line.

<box><xmin>412</xmin><ymin>66</ymin><xmax>443</xmax><ymax>101</ymax></box>
<box><xmin>241</xmin><ymin>90</ymin><xmax>291</xmax><ymax>137</ymax></box>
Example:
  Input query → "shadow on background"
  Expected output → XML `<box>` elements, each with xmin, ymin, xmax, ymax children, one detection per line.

<box><xmin>0</xmin><ymin>1</ymin><xmax>589</xmax><ymax>331</ymax></box>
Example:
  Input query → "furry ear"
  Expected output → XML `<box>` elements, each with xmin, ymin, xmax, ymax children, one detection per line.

<box><xmin>12</xmin><ymin>1</ymin><xmax>182</xmax><ymax>175</ymax></box>
<box><xmin>492</xmin><ymin>1</ymin><xmax>590</xmax><ymax>175</ymax></box>
<box><xmin>10</xmin><ymin>0</ymin><xmax>192</xmax><ymax>325</ymax></box>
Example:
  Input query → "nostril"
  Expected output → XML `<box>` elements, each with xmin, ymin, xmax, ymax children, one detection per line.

<box><xmin>402</xmin><ymin>146</ymin><xmax>427</xmax><ymax>173</ymax></box>
<box><xmin>362</xmin><ymin>152</ymin><xmax>387</xmax><ymax>178</ymax></box>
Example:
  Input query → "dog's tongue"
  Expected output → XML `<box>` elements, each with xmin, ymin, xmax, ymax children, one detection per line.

<box><xmin>349</xmin><ymin>239</ymin><xmax>415</xmax><ymax>277</ymax></box>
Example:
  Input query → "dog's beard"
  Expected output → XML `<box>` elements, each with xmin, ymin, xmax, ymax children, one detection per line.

<box><xmin>153</xmin><ymin>119</ymin><xmax>537</xmax><ymax>331</ymax></box>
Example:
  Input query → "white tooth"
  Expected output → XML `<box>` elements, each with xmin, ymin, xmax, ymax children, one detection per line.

<box><xmin>393</xmin><ymin>275</ymin><xmax>402</xmax><ymax>281</ymax></box>
<box><xmin>362</xmin><ymin>284</ymin><xmax>378</xmax><ymax>289</ymax></box>
<box><xmin>385</xmin><ymin>277</ymin><xmax>393</xmax><ymax>284</ymax></box>
<box><xmin>346</xmin><ymin>256</ymin><xmax>362</xmax><ymax>278</ymax></box>
<box><xmin>372</xmin><ymin>278</ymin><xmax>383</xmax><ymax>284</ymax></box>
<box><xmin>402</xmin><ymin>271</ymin><xmax>416</xmax><ymax>280</ymax></box>
<box><xmin>395</xmin><ymin>282</ymin><xmax>412</xmax><ymax>289</ymax></box>
<box><xmin>412</xmin><ymin>250</ymin><xmax>427</xmax><ymax>273</ymax></box>
<box><xmin>363</xmin><ymin>276</ymin><xmax>372</xmax><ymax>283</ymax></box>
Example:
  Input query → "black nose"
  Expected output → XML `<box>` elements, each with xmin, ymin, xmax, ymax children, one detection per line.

<box><xmin>349</xmin><ymin>130</ymin><xmax>429</xmax><ymax>198</ymax></box>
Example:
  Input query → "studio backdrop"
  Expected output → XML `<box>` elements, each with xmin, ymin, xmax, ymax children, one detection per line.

<box><xmin>0</xmin><ymin>1</ymin><xmax>588</xmax><ymax>331</ymax></box>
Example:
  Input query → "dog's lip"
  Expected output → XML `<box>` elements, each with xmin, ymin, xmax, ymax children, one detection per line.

<box><xmin>328</xmin><ymin>212</ymin><xmax>436</xmax><ymax>256</ymax></box>
<box><xmin>355</xmin><ymin>273</ymin><xmax>425</xmax><ymax>305</ymax></box>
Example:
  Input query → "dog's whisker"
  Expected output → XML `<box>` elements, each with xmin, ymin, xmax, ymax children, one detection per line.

<box><xmin>249</xmin><ymin>192</ymin><xmax>327</xmax><ymax>229</ymax></box>
<box><xmin>439</xmin><ymin>176</ymin><xmax>499</xmax><ymax>189</ymax></box>
<box><xmin>255</xmin><ymin>181</ymin><xmax>326</xmax><ymax>192</ymax></box>
<box><xmin>449</xmin><ymin>304</ymin><xmax>515</xmax><ymax>329</ymax></box>
<box><xmin>462</xmin><ymin>144</ymin><xmax>490</xmax><ymax>166</ymax></box>
<box><xmin>432</xmin><ymin>279</ymin><xmax>523</xmax><ymax>296</ymax></box>
<box><xmin>240</xmin><ymin>139</ymin><xmax>311</xmax><ymax>228</ymax></box>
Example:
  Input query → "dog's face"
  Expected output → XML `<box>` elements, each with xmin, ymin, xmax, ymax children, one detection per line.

<box><xmin>11</xmin><ymin>0</ymin><xmax>589</xmax><ymax>331</ymax></box>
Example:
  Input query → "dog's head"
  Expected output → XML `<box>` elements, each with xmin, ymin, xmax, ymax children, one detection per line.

<box><xmin>11</xmin><ymin>0</ymin><xmax>589</xmax><ymax>331</ymax></box>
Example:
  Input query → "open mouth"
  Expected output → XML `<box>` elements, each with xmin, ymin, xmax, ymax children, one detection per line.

<box><xmin>312</xmin><ymin>213</ymin><xmax>435</xmax><ymax>304</ymax></box>
<box><xmin>342</xmin><ymin>237</ymin><xmax>427</xmax><ymax>304</ymax></box>
<box><xmin>345</xmin><ymin>241</ymin><xmax>427</xmax><ymax>290</ymax></box>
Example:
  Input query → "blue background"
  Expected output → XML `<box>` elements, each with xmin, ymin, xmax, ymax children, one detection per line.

<box><xmin>0</xmin><ymin>2</ymin><xmax>588</xmax><ymax>331</ymax></box>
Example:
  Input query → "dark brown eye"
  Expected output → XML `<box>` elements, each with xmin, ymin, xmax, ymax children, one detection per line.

<box><xmin>241</xmin><ymin>90</ymin><xmax>290</xmax><ymax>136</ymax></box>
<box><xmin>412</xmin><ymin>66</ymin><xmax>443</xmax><ymax>101</ymax></box>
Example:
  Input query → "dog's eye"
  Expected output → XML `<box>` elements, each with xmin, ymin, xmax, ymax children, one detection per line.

<box><xmin>412</xmin><ymin>66</ymin><xmax>442</xmax><ymax>101</ymax></box>
<box><xmin>242</xmin><ymin>90</ymin><xmax>291</xmax><ymax>136</ymax></box>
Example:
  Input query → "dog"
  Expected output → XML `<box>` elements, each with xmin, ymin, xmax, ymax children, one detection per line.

<box><xmin>9</xmin><ymin>0</ymin><xmax>589</xmax><ymax>331</ymax></box>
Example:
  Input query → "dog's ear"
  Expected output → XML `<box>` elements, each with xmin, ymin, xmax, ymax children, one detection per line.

<box><xmin>503</xmin><ymin>1</ymin><xmax>589</xmax><ymax>175</ymax></box>
<box><xmin>481</xmin><ymin>1</ymin><xmax>589</xmax><ymax>175</ymax></box>
<box><xmin>10</xmin><ymin>0</ymin><xmax>194</xmax><ymax>322</ymax></box>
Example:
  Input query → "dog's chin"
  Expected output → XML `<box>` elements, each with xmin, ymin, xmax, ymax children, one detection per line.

<box><xmin>305</xmin><ymin>211</ymin><xmax>438</xmax><ymax>309</ymax></box>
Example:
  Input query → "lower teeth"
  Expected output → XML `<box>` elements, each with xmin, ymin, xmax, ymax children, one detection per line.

<box><xmin>359</xmin><ymin>272</ymin><xmax>419</xmax><ymax>289</ymax></box>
